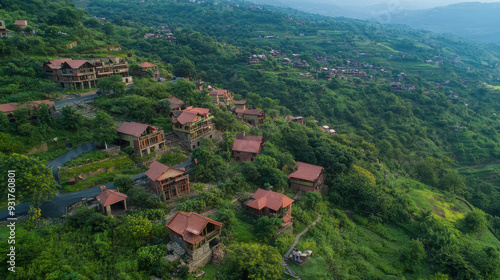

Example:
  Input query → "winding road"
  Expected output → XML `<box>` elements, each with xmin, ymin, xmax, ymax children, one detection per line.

<box><xmin>0</xmin><ymin>143</ymin><xmax>191</xmax><ymax>220</ymax></box>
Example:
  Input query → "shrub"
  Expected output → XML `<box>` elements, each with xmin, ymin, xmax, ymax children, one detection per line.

<box><xmin>114</xmin><ymin>175</ymin><xmax>135</xmax><ymax>193</ymax></box>
<box><xmin>127</xmin><ymin>187</ymin><xmax>164</xmax><ymax>209</ymax></box>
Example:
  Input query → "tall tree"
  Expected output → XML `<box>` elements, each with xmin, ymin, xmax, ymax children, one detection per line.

<box><xmin>0</xmin><ymin>154</ymin><xmax>57</xmax><ymax>210</ymax></box>
<box><xmin>92</xmin><ymin>111</ymin><xmax>117</xmax><ymax>148</ymax></box>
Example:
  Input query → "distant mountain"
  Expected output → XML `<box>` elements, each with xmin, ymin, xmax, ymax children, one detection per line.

<box><xmin>385</xmin><ymin>2</ymin><xmax>500</xmax><ymax>44</ymax></box>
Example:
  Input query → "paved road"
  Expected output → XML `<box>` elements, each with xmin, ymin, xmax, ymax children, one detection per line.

<box><xmin>55</xmin><ymin>93</ymin><xmax>98</xmax><ymax>109</ymax></box>
<box><xmin>0</xmin><ymin>143</ymin><xmax>95</xmax><ymax>220</ymax></box>
<box><xmin>0</xmin><ymin>150</ymin><xmax>191</xmax><ymax>220</ymax></box>
<box><xmin>48</xmin><ymin>143</ymin><xmax>95</xmax><ymax>183</ymax></box>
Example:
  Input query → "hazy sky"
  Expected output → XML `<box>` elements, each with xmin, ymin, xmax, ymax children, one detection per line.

<box><xmin>334</xmin><ymin>0</ymin><xmax>500</xmax><ymax>10</ymax></box>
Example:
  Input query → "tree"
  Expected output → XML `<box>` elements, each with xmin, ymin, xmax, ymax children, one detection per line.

<box><xmin>0</xmin><ymin>112</ymin><xmax>10</xmax><ymax>132</ymax></box>
<box><xmin>114</xmin><ymin>175</ymin><xmax>135</xmax><ymax>193</ymax></box>
<box><xmin>173</xmin><ymin>58</ymin><xmax>196</xmax><ymax>78</ymax></box>
<box><xmin>97</xmin><ymin>75</ymin><xmax>126</xmax><ymax>96</ymax></box>
<box><xmin>462</xmin><ymin>210</ymin><xmax>487</xmax><ymax>234</ymax></box>
<box><xmin>59</xmin><ymin>106</ymin><xmax>83</xmax><ymax>130</ymax></box>
<box><xmin>0</xmin><ymin>154</ymin><xmax>57</xmax><ymax>210</ymax></box>
<box><xmin>119</xmin><ymin>215</ymin><xmax>152</xmax><ymax>247</ymax></box>
<box><xmin>92</xmin><ymin>111</ymin><xmax>117</xmax><ymax>148</ymax></box>
<box><xmin>400</xmin><ymin>240</ymin><xmax>426</xmax><ymax>272</ymax></box>
<box><xmin>220</xmin><ymin>243</ymin><xmax>283</xmax><ymax>280</ymax></box>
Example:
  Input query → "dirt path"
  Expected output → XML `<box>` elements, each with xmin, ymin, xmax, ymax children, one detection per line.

<box><xmin>283</xmin><ymin>214</ymin><xmax>322</xmax><ymax>279</ymax></box>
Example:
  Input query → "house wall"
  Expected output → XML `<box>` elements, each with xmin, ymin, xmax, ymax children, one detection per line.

<box><xmin>233</xmin><ymin>151</ymin><xmax>257</xmax><ymax>162</ymax></box>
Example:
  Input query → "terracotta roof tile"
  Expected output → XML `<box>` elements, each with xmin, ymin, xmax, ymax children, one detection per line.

<box><xmin>288</xmin><ymin>162</ymin><xmax>324</xmax><ymax>182</ymax></box>
<box><xmin>234</xmin><ymin>100</ymin><xmax>247</xmax><ymax>105</ymax></box>
<box><xmin>117</xmin><ymin>121</ymin><xmax>149</xmax><ymax>137</ymax></box>
<box><xmin>47</xmin><ymin>58</ymin><xmax>73</xmax><ymax>70</ymax></box>
<box><xmin>246</xmin><ymin>189</ymin><xmax>294</xmax><ymax>211</ymax></box>
<box><xmin>96</xmin><ymin>189</ymin><xmax>127</xmax><ymax>207</ymax></box>
<box><xmin>166</xmin><ymin>211</ymin><xmax>223</xmax><ymax>245</ymax></box>
<box><xmin>172</xmin><ymin>107</ymin><xmax>210</xmax><ymax>125</ymax></box>
<box><xmin>235</xmin><ymin>108</ymin><xmax>246</xmax><ymax>114</ymax></box>
<box><xmin>209</xmin><ymin>89</ymin><xmax>228</xmax><ymax>96</ymax></box>
<box><xmin>145</xmin><ymin>161</ymin><xmax>169</xmax><ymax>181</ymax></box>
<box><xmin>232</xmin><ymin>135</ymin><xmax>264</xmax><ymax>154</ymax></box>
<box><xmin>244</xmin><ymin>109</ymin><xmax>264</xmax><ymax>116</ymax></box>
<box><xmin>139</xmin><ymin>62</ymin><xmax>157</xmax><ymax>68</ymax></box>
<box><xmin>0</xmin><ymin>103</ymin><xmax>19</xmax><ymax>113</ymax></box>
<box><xmin>63</xmin><ymin>60</ymin><xmax>91</xmax><ymax>69</ymax></box>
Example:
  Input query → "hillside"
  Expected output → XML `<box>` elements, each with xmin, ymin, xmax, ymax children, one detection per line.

<box><xmin>387</xmin><ymin>2</ymin><xmax>500</xmax><ymax>44</ymax></box>
<box><xmin>0</xmin><ymin>0</ymin><xmax>500</xmax><ymax>279</ymax></box>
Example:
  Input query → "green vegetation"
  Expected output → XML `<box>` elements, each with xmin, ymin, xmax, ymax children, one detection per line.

<box><xmin>1</xmin><ymin>0</ymin><xmax>500</xmax><ymax>279</ymax></box>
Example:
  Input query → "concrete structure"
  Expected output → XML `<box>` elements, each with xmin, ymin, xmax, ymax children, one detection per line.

<box><xmin>172</xmin><ymin>107</ymin><xmax>215</xmax><ymax>150</ymax></box>
<box><xmin>43</xmin><ymin>57</ymin><xmax>132</xmax><ymax>90</ymax></box>
<box><xmin>166</xmin><ymin>212</ymin><xmax>223</xmax><ymax>269</ymax></box>
<box><xmin>96</xmin><ymin>186</ymin><xmax>127</xmax><ymax>217</ymax></box>
<box><xmin>117</xmin><ymin>122</ymin><xmax>165</xmax><ymax>157</ymax></box>
<box><xmin>145</xmin><ymin>161</ymin><xmax>190</xmax><ymax>201</ymax></box>
<box><xmin>208</xmin><ymin>89</ymin><xmax>233</xmax><ymax>106</ymax></box>
<box><xmin>232</xmin><ymin>134</ymin><xmax>264</xmax><ymax>162</ymax></box>
<box><xmin>245</xmin><ymin>188</ymin><xmax>294</xmax><ymax>226</ymax></box>
<box><xmin>288</xmin><ymin>162</ymin><xmax>326</xmax><ymax>193</ymax></box>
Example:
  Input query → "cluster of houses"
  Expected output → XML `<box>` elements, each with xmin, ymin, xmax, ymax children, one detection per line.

<box><xmin>143</xmin><ymin>25</ymin><xmax>177</xmax><ymax>43</ymax></box>
<box><xmin>43</xmin><ymin>57</ymin><xmax>133</xmax><ymax>89</ymax></box>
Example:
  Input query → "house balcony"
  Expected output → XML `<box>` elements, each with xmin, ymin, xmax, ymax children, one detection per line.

<box><xmin>114</xmin><ymin>68</ymin><xmax>129</xmax><ymax>73</ymax></box>
<box><xmin>139</xmin><ymin>130</ymin><xmax>163</xmax><ymax>141</ymax></box>
<box><xmin>203</xmin><ymin>230</ymin><xmax>219</xmax><ymax>242</ymax></box>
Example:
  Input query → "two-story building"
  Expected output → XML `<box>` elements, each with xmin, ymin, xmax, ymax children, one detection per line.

<box><xmin>117</xmin><ymin>121</ymin><xmax>165</xmax><ymax>157</ymax></box>
<box><xmin>208</xmin><ymin>89</ymin><xmax>233</xmax><ymax>106</ymax></box>
<box><xmin>139</xmin><ymin>62</ymin><xmax>160</xmax><ymax>80</ymax></box>
<box><xmin>145</xmin><ymin>161</ymin><xmax>190</xmax><ymax>201</ymax></box>
<box><xmin>232</xmin><ymin>134</ymin><xmax>265</xmax><ymax>162</ymax></box>
<box><xmin>235</xmin><ymin>109</ymin><xmax>266</xmax><ymax>126</ymax></box>
<box><xmin>172</xmin><ymin>107</ymin><xmax>215</xmax><ymax>150</ymax></box>
<box><xmin>234</xmin><ymin>100</ymin><xmax>247</xmax><ymax>110</ymax></box>
<box><xmin>166</xmin><ymin>211</ymin><xmax>223</xmax><ymax>269</ymax></box>
<box><xmin>245</xmin><ymin>188</ymin><xmax>294</xmax><ymax>227</ymax></box>
<box><xmin>288</xmin><ymin>162</ymin><xmax>326</xmax><ymax>193</ymax></box>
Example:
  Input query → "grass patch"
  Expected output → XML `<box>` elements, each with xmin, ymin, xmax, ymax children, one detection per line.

<box><xmin>159</xmin><ymin>147</ymin><xmax>188</xmax><ymax>166</ymax></box>
<box><xmin>59</xmin><ymin>156</ymin><xmax>143</xmax><ymax>192</ymax></box>
<box><xmin>232</xmin><ymin>212</ymin><xmax>258</xmax><ymax>243</ymax></box>
<box><xmin>31</xmin><ymin>146</ymin><xmax>70</xmax><ymax>164</ymax></box>
<box><xmin>199</xmin><ymin>263</ymin><xmax>218</xmax><ymax>280</ymax></box>
<box><xmin>289</xmin><ymin>253</ymin><xmax>330</xmax><ymax>280</ymax></box>
<box><xmin>63</xmin><ymin>150</ymin><xmax>110</xmax><ymax>168</ymax></box>
<box><xmin>408</xmin><ymin>189</ymin><xmax>469</xmax><ymax>222</ymax></box>
<box><xmin>0</xmin><ymin>225</ymin><xmax>9</xmax><ymax>241</ymax></box>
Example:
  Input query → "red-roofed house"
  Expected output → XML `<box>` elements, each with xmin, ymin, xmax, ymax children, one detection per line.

<box><xmin>0</xmin><ymin>100</ymin><xmax>55</xmax><ymax>121</ymax></box>
<box><xmin>166</xmin><ymin>211</ymin><xmax>223</xmax><ymax>268</ymax></box>
<box><xmin>160</xmin><ymin>96</ymin><xmax>185</xmax><ymax>111</ymax></box>
<box><xmin>208</xmin><ymin>89</ymin><xmax>233</xmax><ymax>106</ymax></box>
<box><xmin>232</xmin><ymin>134</ymin><xmax>265</xmax><ymax>162</ymax></box>
<box><xmin>96</xmin><ymin>186</ymin><xmax>127</xmax><ymax>216</ymax></box>
<box><xmin>117</xmin><ymin>122</ymin><xmax>165</xmax><ymax>157</ymax></box>
<box><xmin>288</xmin><ymin>162</ymin><xmax>326</xmax><ymax>193</ymax></box>
<box><xmin>246</xmin><ymin>188</ymin><xmax>294</xmax><ymax>226</ymax></box>
<box><xmin>172</xmin><ymin>107</ymin><xmax>215</xmax><ymax>150</ymax></box>
<box><xmin>146</xmin><ymin>161</ymin><xmax>190</xmax><ymax>200</ymax></box>
<box><xmin>139</xmin><ymin>62</ymin><xmax>160</xmax><ymax>79</ymax></box>
<box><xmin>241</xmin><ymin>109</ymin><xmax>266</xmax><ymax>126</ymax></box>
<box><xmin>14</xmin><ymin>20</ymin><xmax>28</xmax><ymax>29</ymax></box>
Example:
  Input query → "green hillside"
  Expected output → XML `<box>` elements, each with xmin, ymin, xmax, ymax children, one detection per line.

<box><xmin>1</xmin><ymin>0</ymin><xmax>500</xmax><ymax>279</ymax></box>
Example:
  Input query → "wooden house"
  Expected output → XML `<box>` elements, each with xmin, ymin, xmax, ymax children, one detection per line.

<box><xmin>139</xmin><ymin>62</ymin><xmax>160</xmax><ymax>80</ymax></box>
<box><xmin>245</xmin><ymin>188</ymin><xmax>294</xmax><ymax>226</ymax></box>
<box><xmin>172</xmin><ymin>107</ymin><xmax>215</xmax><ymax>150</ymax></box>
<box><xmin>232</xmin><ymin>134</ymin><xmax>264</xmax><ymax>162</ymax></box>
<box><xmin>145</xmin><ymin>161</ymin><xmax>190</xmax><ymax>200</ymax></box>
<box><xmin>288</xmin><ymin>162</ymin><xmax>326</xmax><ymax>193</ymax></box>
<box><xmin>166</xmin><ymin>211</ymin><xmax>223</xmax><ymax>268</ymax></box>
<box><xmin>117</xmin><ymin>122</ymin><xmax>165</xmax><ymax>157</ymax></box>
<box><xmin>208</xmin><ymin>89</ymin><xmax>233</xmax><ymax>106</ymax></box>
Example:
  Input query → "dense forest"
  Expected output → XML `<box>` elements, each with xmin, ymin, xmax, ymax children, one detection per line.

<box><xmin>1</xmin><ymin>0</ymin><xmax>500</xmax><ymax>279</ymax></box>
